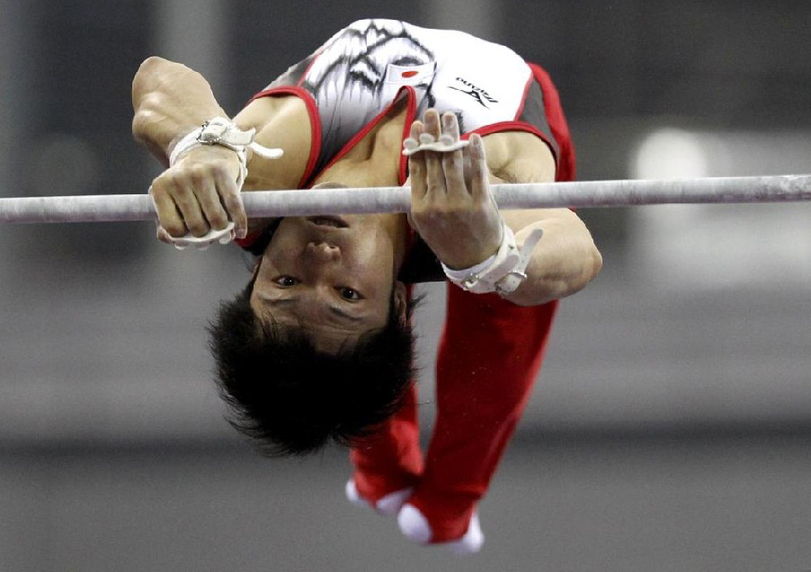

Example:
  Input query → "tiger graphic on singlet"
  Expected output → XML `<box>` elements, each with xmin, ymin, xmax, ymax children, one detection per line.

<box><xmin>252</xmin><ymin>19</ymin><xmax>560</xmax><ymax>182</ymax></box>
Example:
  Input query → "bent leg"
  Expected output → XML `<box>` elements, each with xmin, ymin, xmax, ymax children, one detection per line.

<box><xmin>349</xmin><ymin>381</ymin><xmax>424</xmax><ymax>508</ymax></box>
<box><xmin>404</xmin><ymin>284</ymin><xmax>557</xmax><ymax>543</ymax></box>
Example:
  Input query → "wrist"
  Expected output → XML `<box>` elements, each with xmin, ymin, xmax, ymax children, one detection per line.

<box><xmin>173</xmin><ymin>142</ymin><xmax>243</xmax><ymax>166</ymax></box>
<box><xmin>169</xmin><ymin>117</ymin><xmax>283</xmax><ymax>187</ymax></box>
<box><xmin>439</xmin><ymin>242</ymin><xmax>501</xmax><ymax>271</ymax></box>
<box><xmin>434</xmin><ymin>222</ymin><xmax>503</xmax><ymax>270</ymax></box>
<box><xmin>442</xmin><ymin>223</ymin><xmax>544</xmax><ymax>297</ymax></box>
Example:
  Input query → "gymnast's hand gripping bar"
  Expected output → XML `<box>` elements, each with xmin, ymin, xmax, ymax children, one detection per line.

<box><xmin>1</xmin><ymin>175</ymin><xmax>810</xmax><ymax>224</ymax></box>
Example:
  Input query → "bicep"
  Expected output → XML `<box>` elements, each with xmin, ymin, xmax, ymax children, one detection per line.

<box><xmin>482</xmin><ymin>130</ymin><xmax>556</xmax><ymax>185</ymax></box>
<box><xmin>232</xmin><ymin>95</ymin><xmax>312</xmax><ymax>191</ymax></box>
<box><xmin>481</xmin><ymin>130</ymin><xmax>572</xmax><ymax>231</ymax></box>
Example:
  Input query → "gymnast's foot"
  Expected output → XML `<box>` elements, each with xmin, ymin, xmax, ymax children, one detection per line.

<box><xmin>345</xmin><ymin>479</ymin><xmax>413</xmax><ymax>516</ymax></box>
<box><xmin>397</xmin><ymin>503</ymin><xmax>484</xmax><ymax>555</ymax></box>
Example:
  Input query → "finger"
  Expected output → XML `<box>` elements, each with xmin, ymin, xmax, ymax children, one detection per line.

<box><xmin>191</xmin><ymin>165</ymin><xmax>230</xmax><ymax>232</ymax></box>
<box><xmin>424</xmin><ymin>146</ymin><xmax>447</xmax><ymax>198</ymax></box>
<box><xmin>167</xmin><ymin>175</ymin><xmax>209</xmax><ymax>237</ymax></box>
<box><xmin>441</xmin><ymin>113</ymin><xmax>467</xmax><ymax>197</ymax></box>
<box><xmin>468</xmin><ymin>134</ymin><xmax>491</xmax><ymax>203</ymax></box>
<box><xmin>423</xmin><ymin>108</ymin><xmax>442</xmax><ymax>139</ymax></box>
<box><xmin>440</xmin><ymin>111</ymin><xmax>461</xmax><ymax>142</ymax></box>
<box><xmin>211</xmin><ymin>164</ymin><xmax>247</xmax><ymax>239</ymax></box>
<box><xmin>409</xmin><ymin>119</ymin><xmax>423</xmax><ymax>140</ymax></box>
<box><xmin>408</xmin><ymin>120</ymin><xmax>428</xmax><ymax>201</ymax></box>
<box><xmin>422</xmin><ymin>109</ymin><xmax>446</xmax><ymax>196</ymax></box>
<box><xmin>220</xmin><ymin>228</ymin><xmax>237</xmax><ymax>245</ymax></box>
<box><xmin>150</xmin><ymin>184</ymin><xmax>187</xmax><ymax>237</ymax></box>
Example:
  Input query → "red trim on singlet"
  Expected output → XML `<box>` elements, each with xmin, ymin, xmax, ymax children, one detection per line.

<box><xmin>398</xmin><ymin>86</ymin><xmax>419</xmax><ymax>185</ymax></box>
<box><xmin>397</xmin><ymin>87</ymin><xmax>419</xmax><ymax>251</ymax></box>
<box><xmin>237</xmin><ymin>86</ymin><xmax>419</xmax><ymax>251</ymax></box>
<box><xmin>235</xmin><ymin>86</ymin><xmax>323</xmax><ymax>250</ymax></box>
<box><xmin>306</xmin><ymin>85</ymin><xmax>416</xmax><ymax>187</ymax></box>
<box><xmin>234</xmin><ymin>232</ymin><xmax>260</xmax><ymax>250</ymax></box>
<box><xmin>248</xmin><ymin>86</ymin><xmax>322</xmax><ymax>188</ymax></box>
<box><xmin>298</xmin><ymin>52</ymin><xmax>321</xmax><ymax>87</ymax></box>
<box><xmin>463</xmin><ymin>120</ymin><xmax>559</xmax><ymax>167</ymax></box>
<box><xmin>528</xmin><ymin>63</ymin><xmax>575</xmax><ymax>182</ymax></box>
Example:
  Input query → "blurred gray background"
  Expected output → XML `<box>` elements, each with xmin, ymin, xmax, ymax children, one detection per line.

<box><xmin>1</xmin><ymin>1</ymin><xmax>810</xmax><ymax>570</ymax></box>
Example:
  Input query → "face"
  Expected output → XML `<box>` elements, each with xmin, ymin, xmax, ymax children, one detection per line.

<box><xmin>250</xmin><ymin>214</ymin><xmax>406</xmax><ymax>353</ymax></box>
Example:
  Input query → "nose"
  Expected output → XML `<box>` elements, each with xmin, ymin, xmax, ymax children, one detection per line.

<box><xmin>305</xmin><ymin>241</ymin><xmax>340</xmax><ymax>262</ymax></box>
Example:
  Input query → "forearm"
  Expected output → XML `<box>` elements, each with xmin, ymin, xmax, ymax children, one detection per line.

<box><xmin>481</xmin><ymin>133</ymin><xmax>602</xmax><ymax>306</ymax></box>
<box><xmin>133</xmin><ymin>57</ymin><xmax>315</xmax><ymax>240</ymax></box>
<box><xmin>132</xmin><ymin>56</ymin><xmax>228</xmax><ymax>165</ymax></box>
<box><xmin>500</xmin><ymin>209</ymin><xmax>602</xmax><ymax>306</ymax></box>
<box><xmin>132</xmin><ymin>57</ymin><xmax>310</xmax><ymax>186</ymax></box>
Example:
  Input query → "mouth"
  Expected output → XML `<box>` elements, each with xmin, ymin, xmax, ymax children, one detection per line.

<box><xmin>306</xmin><ymin>215</ymin><xmax>349</xmax><ymax>229</ymax></box>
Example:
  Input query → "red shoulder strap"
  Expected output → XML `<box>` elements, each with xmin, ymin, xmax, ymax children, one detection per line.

<box><xmin>528</xmin><ymin>63</ymin><xmax>576</xmax><ymax>182</ymax></box>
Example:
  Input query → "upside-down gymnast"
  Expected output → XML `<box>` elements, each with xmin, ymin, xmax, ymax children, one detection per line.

<box><xmin>132</xmin><ymin>19</ymin><xmax>602</xmax><ymax>553</ymax></box>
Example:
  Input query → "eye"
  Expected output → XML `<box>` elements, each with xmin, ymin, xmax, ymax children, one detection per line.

<box><xmin>274</xmin><ymin>276</ymin><xmax>299</xmax><ymax>287</ymax></box>
<box><xmin>338</xmin><ymin>287</ymin><xmax>362</xmax><ymax>301</ymax></box>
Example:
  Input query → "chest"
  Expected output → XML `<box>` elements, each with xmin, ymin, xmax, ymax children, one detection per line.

<box><xmin>313</xmin><ymin>100</ymin><xmax>409</xmax><ymax>188</ymax></box>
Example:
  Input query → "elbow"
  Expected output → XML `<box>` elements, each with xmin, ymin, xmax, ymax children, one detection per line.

<box><xmin>133</xmin><ymin>56</ymin><xmax>174</xmax><ymax>87</ymax></box>
<box><xmin>136</xmin><ymin>55</ymin><xmax>170</xmax><ymax>73</ymax></box>
<box><xmin>586</xmin><ymin>241</ymin><xmax>603</xmax><ymax>284</ymax></box>
<box><xmin>131</xmin><ymin>98</ymin><xmax>160</xmax><ymax>144</ymax></box>
<box><xmin>571</xmin><ymin>218</ymin><xmax>603</xmax><ymax>291</ymax></box>
<box><xmin>569</xmin><ymin>239</ymin><xmax>603</xmax><ymax>296</ymax></box>
<box><xmin>561</xmin><ymin>214</ymin><xmax>602</xmax><ymax>295</ymax></box>
<box><xmin>506</xmin><ymin>246</ymin><xmax>602</xmax><ymax>307</ymax></box>
<box><xmin>550</xmin><ymin>244</ymin><xmax>601</xmax><ymax>303</ymax></box>
<box><xmin>131</xmin><ymin>56</ymin><xmax>176</xmax><ymax>144</ymax></box>
<box><xmin>132</xmin><ymin>57</ymin><xmax>162</xmax><ymax>135</ymax></box>
<box><xmin>132</xmin><ymin>56</ymin><xmax>170</xmax><ymax>99</ymax></box>
<box><xmin>131</xmin><ymin>99</ymin><xmax>159</xmax><ymax>145</ymax></box>
<box><xmin>131</xmin><ymin>56</ymin><xmax>182</xmax><ymax>111</ymax></box>
<box><xmin>549</xmin><ymin>239</ymin><xmax>604</xmax><ymax>303</ymax></box>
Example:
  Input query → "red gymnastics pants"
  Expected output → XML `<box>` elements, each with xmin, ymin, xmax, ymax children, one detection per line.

<box><xmin>350</xmin><ymin>282</ymin><xmax>558</xmax><ymax>542</ymax></box>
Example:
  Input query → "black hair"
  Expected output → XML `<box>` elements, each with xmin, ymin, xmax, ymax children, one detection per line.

<box><xmin>208</xmin><ymin>277</ymin><xmax>417</xmax><ymax>457</ymax></box>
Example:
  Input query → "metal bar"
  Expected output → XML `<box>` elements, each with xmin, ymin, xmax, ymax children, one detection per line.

<box><xmin>1</xmin><ymin>174</ymin><xmax>810</xmax><ymax>224</ymax></box>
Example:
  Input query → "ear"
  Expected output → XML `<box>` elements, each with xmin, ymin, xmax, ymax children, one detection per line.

<box><xmin>392</xmin><ymin>281</ymin><xmax>409</xmax><ymax>325</ymax></box>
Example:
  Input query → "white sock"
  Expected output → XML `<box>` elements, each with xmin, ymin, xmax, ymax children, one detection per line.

<box><xmin>345</xmin><ymin>480</ymin><xmax>372</xmax><ymax>510</ymax></box>
<box><xmin>397</xmin><ymin>503</ymin><xmax>485</xmax><ymax>555</ymax></box>
<box><xmin>375</xmin><ymin>488</ymin><xmax>413</xmax><ymax>516</ymax></box>
<box><xmin>345</xmin><ymin>480</ymin><xmax>413</xmax><ymax>516</ymax></box>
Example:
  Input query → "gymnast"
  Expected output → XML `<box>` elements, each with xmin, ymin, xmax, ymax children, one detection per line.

<box><xmin>132</xmin><ymin>19</ymin><xmax>601</xmax><ymax>553</ymax></box>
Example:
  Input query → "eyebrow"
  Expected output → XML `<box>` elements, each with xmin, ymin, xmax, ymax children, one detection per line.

<box><xmin>266</xmin><ymin>297</ymin><xmax>366</xmax><ymax>323</ymax></box>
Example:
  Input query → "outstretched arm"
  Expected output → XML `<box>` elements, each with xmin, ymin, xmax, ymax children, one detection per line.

<box><xmin>407</xmin><ymin>109</ymin><xmax>602</xmax><ymax>306</ymax></box>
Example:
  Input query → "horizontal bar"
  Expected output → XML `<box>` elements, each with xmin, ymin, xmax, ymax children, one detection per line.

<box><xmin>1</xmin><ymin>174</ymin><xmax>810</xmax><ymax>224</ymax></box>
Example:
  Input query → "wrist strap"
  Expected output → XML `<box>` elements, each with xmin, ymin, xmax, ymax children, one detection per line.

<box><xmin>441</xmin><ymin>223</ymin><xmax>544</xmax><ymax>296</ymax></box>
<box><xmin>160</xmin><ymin>117</ymin><xmax>283</xmax><ymax>251</ymax></box>
<box><xmin>168</xmin><ymin>117</ymin><xmax>283</xmax><ymax>187</ymax></box>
